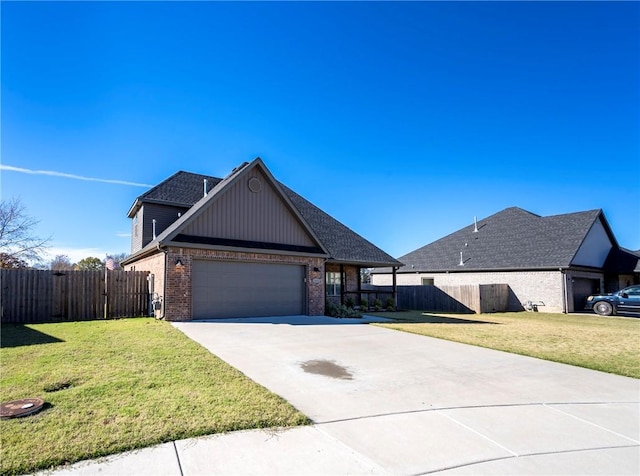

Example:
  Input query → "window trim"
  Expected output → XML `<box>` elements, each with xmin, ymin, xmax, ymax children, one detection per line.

<box><xmin>326</xmin><ymin>271</ymin><xmax>342</xmax><ymax>297</ymax></box>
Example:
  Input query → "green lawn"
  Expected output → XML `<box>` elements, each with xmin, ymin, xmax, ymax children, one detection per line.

<box><xmin>374</xmin><ymin>311</ymin><xmax>640</xmax><ymax>378</ymax></box>
<box><xmin>0</xmin><ymin>319</ymin><xmax>309</xmax><ymax>476</ymax></box>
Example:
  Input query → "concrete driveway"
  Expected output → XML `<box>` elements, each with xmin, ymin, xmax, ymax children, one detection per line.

<box><xmin>170</xmin><ymin>315</ymin><xmax>640</xmax><ymax>475</ymax></box>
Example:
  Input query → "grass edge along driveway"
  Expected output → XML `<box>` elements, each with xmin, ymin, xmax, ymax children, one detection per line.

<box><xmin>374</xmin><ymin>311</ymin><xmax>640</xmax><ymax>379</ymax></box>
<box><xmin>0</xmin><ymin>319</ymin><xmax>310</xmax><ymax>476</ymax></box>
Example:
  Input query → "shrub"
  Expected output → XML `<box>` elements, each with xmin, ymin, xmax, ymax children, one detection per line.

<box><xmin>360</xmin><ymin>299</ymin><xmax>369</xmax><ymax>310</ymax></box>
<box><xmin>345</xmin><ymin>296</ymin><xmax>355</xmax><ymax>308</ymax></box>
<box><xmin>374</xmin><ymin>298</ymin><xmax>383</xmax><ymax>311</ymax></box>
<box><xmin>386</xmin><ymin>297</ymin><xmax>395</xmax><ymax>311</ymax></box>
<box><xmin>325</xmin><ymin>300</ymin><xmax>362</xmax><ymax>318</ymax></box>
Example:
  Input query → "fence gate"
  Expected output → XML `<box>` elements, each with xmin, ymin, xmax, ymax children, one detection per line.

<box><xmin>1</xmin><ymin>269</ymin><xmax>150</xmax><ymax>323</ymax></box>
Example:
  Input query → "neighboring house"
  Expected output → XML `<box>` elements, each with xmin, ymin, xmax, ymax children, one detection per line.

<box><xmin>371</xmin><ymin>207</ymin><xmax>639</xmax><ymax>313</ymax></box>
<box><xmin>122</xmin><ymin>158</ymin><xmax>401</xmax><ymax>320</ymax></box>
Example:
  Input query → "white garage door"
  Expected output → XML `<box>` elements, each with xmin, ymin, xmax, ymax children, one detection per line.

<box><xmin>192</xmin><ymin>260</ymin><xmax>305</xmax><ymax>319</ymax></box>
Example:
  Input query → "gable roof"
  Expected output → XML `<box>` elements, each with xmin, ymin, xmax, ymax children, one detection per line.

<box><xmin>605</xmin><ymin>247</ymin><xmax>640</xmax><ymax>275</ymax></box>
<box><xmin>125</xmin><ymin>158</ymin><xmax>401</xmax><ymax>267</ymax></box>
<box><xmin>373</xmin><ymin>207</ymin><xmax>615</xmax><ymax>274</ymax></box>
<box><xmin>280</xmin><ymin>184</ymin><xmax>401</xmax><ymax>265</ymax></box>
<box><xmin>127</xmin><ymin>171</ymin><xmax>223</xmax><ymax>217</ymax></box>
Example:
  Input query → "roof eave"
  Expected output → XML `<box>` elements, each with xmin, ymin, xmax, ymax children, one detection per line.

<box><xmin>162</xmin><ymin>240</ymin><xmax>330</xmax><ymax>258</ymax></box>
<box><xmin>391</xmin><ymin>265</ymin><xmax>575</xmax><ymax>274</ymax></box>
<box><xmin>328</xmin><ymin>258</ymin><xmax>404</xmax><ymax>268</ymax></box>
<box><xmin>120</xmin><ymin>241</ymin><xmax>166</xmax><ymax>265</ymax></box>
<box><xmin>127</xmin><ymin>197</ymin><xmax>194</xmax><ymax>218</ymax></box>
<box><xmin>127</xmin><ymin>199</ymin><xmax>141</xmax><ymax>218</ymax></box>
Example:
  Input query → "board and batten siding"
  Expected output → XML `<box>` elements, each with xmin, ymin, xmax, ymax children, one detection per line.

<box><xmin>182</xmin><ymin>169</ymin><xmax>317</xmax><ymax>247</ymax></box>
<box><xmin>134</xmin><ymin>203</ymin><xmax>189</xmax><ymax>253</ymax></box>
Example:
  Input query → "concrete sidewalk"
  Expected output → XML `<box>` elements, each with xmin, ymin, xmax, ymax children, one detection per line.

<box><xmin>41</xmin><ymin>315</ymin><xmax>640</xmax><ymax>475</ymax></box>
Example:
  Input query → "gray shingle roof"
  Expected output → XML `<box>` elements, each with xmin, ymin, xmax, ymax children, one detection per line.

<box><xmin>279</xmin><ymin>184</ymin><xmax>400</xmax><ymax>266</ymax></box>
<box><xmin>128</xmin><ymin>171</ymin><xmax>223</xmax><ymax>216</ymax></box>
<box><xmin>376</xmin><ymin>207</ymin><xmax>610</xmax><ymax>273</ymax></box>
<box><xmin>606</xmin><ymin>247</ymin><xmax>640</xmax><ymax>274</ymax></box>
<box><xmin>129</xmin><ymin>169</ymin><xmax>401</xmax><ymax>267</ymax></box>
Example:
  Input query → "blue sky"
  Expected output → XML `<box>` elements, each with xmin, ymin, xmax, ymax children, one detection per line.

<box><xmin>2</xmin><ymin>1</ymin><xmax>639</xmax><ymax>264</ymax></box>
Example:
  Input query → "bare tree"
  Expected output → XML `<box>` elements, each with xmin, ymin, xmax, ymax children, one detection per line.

<box><xmin>50</xmin><ymin>254</ymin><xmax>74</xmax><ymax>271</ymax></box>
<box><xmin>0</xmin><ymin>197</ymin><xmax>50</xmax><ymax>266</ymax></box>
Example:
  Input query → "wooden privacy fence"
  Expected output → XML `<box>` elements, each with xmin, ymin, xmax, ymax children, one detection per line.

<box><xmin>396</xmin><ymin>284</ymin><xmax>509</xmax><ymax>314</ymax></box>
<box><xmin>1</xmin><ymin>269</ymin><xmax>150</xmax><ymax>323</ymax></box>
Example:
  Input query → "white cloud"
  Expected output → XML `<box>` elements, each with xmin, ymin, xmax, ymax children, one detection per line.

<box><xmin>43</xmin><ymin>247</ymin><xmax>111</xmax><ymax>264</ymax></box>
<box><xmin>1</xmin><ymin>165</ymin><xmax>153</xmax><ymax>188</ymax></box>
<box><xmin>116</xmin><ymin>232</ymin><xmax>132</xmax><ymax>238</ymax></box>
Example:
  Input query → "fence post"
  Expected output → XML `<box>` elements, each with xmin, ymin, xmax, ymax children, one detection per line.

<box><xmin>103</xmin><ymin>268</ymin><xmax>107</xmax><ymax>319</ymax></box>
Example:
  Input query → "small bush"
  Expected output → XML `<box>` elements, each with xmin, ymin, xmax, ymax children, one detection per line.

<box><xmin>326</xmin><ymin>301</ymin><xmax>362</xmax><ymax>318</ymax></box>
<box><xmin>374</xmin><ymin>298</ymin><xmax>383</xmax><ymax>311</ymax></box>
<box><xmin>360</xmin><ymin>299</ymin><xmax>369</xmax><ymax>310</ymax></box>
<box><xmin>386</xmin><ymin>297</ymin><xmax>395</xmax><ymax>311</ymax></box>
<box><xmin>345</xmin><ymin>296</ymin><xmax>355</xmax><ymax>308</ymax></box>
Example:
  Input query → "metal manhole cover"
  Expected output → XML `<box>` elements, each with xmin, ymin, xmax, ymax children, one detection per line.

<box><xmin>1</xmin><ymin>398</ymin><xmax>45</xmax><ymax>419</ymax></box>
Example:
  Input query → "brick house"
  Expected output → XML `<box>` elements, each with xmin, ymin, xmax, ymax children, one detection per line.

<box><xmin>371</xmin><ymin>207</ymin><xmax>639</xmax><ymax>313</ymax></box>
<box><xmin>122</xmin><ymin>158</ymin><xmax>401</xmax><ymax>320</ymax></box>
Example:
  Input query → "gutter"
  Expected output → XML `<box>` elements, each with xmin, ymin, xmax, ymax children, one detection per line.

<box><xmin>328</xmin><ymin>258</ymin><xmax>404</xmax><ymax>268</ymax></box>
<box><xmin>120</xmin><ymin>240</ymin><xmax>163</xmax><ymax>266</ymax></box>
<box><xmin>390</xmin><ymin>265</ymin><xmax>576</xmax><ymax>274</ymax></box>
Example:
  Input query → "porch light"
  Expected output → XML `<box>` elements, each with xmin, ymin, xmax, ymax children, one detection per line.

<box><xmin>175</xmin><ymin>259</ymin><xmax>184</xmax><ymax>268</ymax></box>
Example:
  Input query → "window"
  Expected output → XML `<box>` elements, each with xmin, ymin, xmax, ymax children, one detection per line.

<box><xmin>422</xmin><ymin>278</ymin><xmax>434</xmax><ymax>286</ymax></box>
<box><xmin>326</xmin><ymin>272</ymin><xmax>342</xmax><ymax>296</ymax></box>
<box><xmin>625</xmin><ymin>286</ymin><xmax>640</xmax><ymax>296</ymax></box>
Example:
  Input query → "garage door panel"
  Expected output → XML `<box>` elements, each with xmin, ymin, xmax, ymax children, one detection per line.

<box><xmin>192</xmin><ymin>261</ymin><xmax>305</xmax><ymax>319</ymax></box>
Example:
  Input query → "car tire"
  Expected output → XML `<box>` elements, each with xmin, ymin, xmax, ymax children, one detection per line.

<box><xmin>593</xmin><ymin>301</ymin><xmax>614</xmax><ymax>316</ymax></box>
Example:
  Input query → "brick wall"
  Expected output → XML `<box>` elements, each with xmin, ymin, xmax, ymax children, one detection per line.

<box><xmin>124</xmin><ymin>252</ymin><xmax>166</xmax><ymax>318</ymax></box>
<box><xmin>374</xmin><ymin>270</ymin><xmax>566</xmax><ymax>312</ymax></box>
<box><xmin>147</xmin><ymin>247</ymin><xmax>326</xmax><ymax>320</ymax></box>
<box><xmin>325</xmin><ymin>263</ymin><xmax>360</xmax><ymax>307</ymax></box>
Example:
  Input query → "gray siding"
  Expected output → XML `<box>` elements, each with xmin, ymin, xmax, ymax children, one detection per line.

<box><xmin>183</xmin><ymin>169</ymin><xmax>316</xmax><ymax>247</ymax></box>
<box><xmin>131</xmin><ymin>209</ymin><xmax>142</xmax><ymax>253</ymax></box>
<box><xmin>132</xmin><ymin>204</ymin><xmax>189</xmax><ymax>253</ymax></box>
<box><xmin>572</xmin><ymin>218</ymin><xmax>613</xmax><ymax>268</ymax></box>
